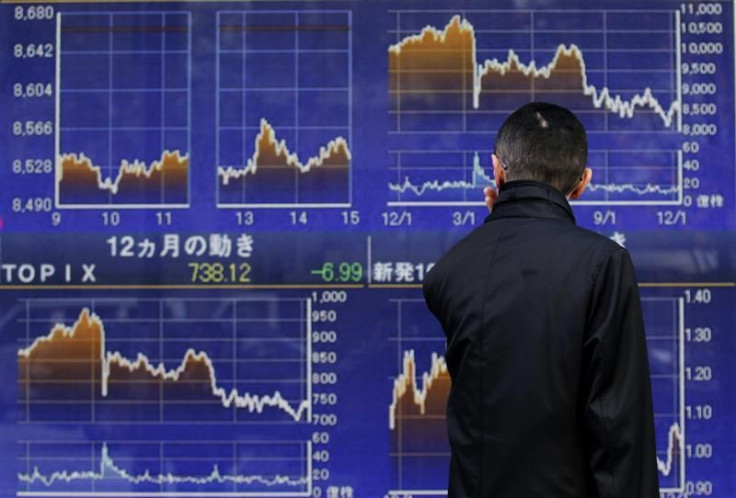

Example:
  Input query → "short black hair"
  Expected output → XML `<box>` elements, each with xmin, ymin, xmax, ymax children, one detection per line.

<box><xmin>494</xmin><ymin>102</ymin><xmax>587</xmax><ymax>195</ymax></box>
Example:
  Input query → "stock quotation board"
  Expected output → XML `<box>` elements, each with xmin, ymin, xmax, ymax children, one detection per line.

<box><xmin>0</xmin><ymin>1</ymin><xmax>734</xmax><ymax>498</ymax></box>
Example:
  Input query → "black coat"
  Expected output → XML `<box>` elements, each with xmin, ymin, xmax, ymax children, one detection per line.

<box><xmin>423</xmin><ymin>180</ymin><xmax>660</xmax><ymax>498</ymax></box>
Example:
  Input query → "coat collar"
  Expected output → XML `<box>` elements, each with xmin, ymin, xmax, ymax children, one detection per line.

<box><xmin>484</xmin><ymin>180</ymin><xmax>576</xmax><ymax>224</ymax></box>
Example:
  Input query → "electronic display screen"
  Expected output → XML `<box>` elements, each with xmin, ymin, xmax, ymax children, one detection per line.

<box><xmin>0</xmin><ymin>1</ymin><xmax>734</xmax><ymax>497</ymax></box>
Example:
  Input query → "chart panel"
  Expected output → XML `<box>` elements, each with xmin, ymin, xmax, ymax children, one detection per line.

<box><xmin>57</xmin><ymin>12</ymin><xmax>191</xmax><ymax>208</ymax></box>
<box><xmin>386</xmin><ymin>293</ymin><xmax>693</xmax><ymax>497</ymax></box>
<box><xmin>9</xmin><ymin>295</ymin><xmax>325</xmax><ymax>497</ymax></box>
<box><xmin>388</xmin><ymin>10</ymin><xmax>682</xmax><ymax>205</ymax></box>
<box><xmin>216</xmin><ymin>10</ymin><xmax>353</xmax><ymax>208</ymax></box>
<box><xmin>382</xmin><ymin>6</ymin><xmax>733</xmax><ymax>232</ymax></box>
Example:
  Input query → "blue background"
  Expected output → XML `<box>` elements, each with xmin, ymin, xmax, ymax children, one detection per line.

<box><xmin>0</xmin><ymin>1</ymin><xmax>734</xmax><ymax>497</ymax></box>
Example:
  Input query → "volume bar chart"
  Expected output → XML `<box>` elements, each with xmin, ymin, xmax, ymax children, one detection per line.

<box><xmin>217</xmin><ymin>11</ymin><xmax>353</xmax><ymax>208</ymax></box>
<box><xmin>388</xmin><ymin>10</ymin><xmax>685</xmax><ymax>207</ymax></box>
<box><xmin>56</xmin><ymin>12</ymin><xmax>191</xmax><ymax>208</ymax></box>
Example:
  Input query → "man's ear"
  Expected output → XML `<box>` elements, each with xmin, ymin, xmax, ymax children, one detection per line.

<box><xmin>492</xmin><ymin>154</ymin><xmax>506</xmax><ymax>189</ymax></box>
<box><xmin>568</xmin><ymin>167</ymin><xmax>592</xmax><ymax>200</ymax></box>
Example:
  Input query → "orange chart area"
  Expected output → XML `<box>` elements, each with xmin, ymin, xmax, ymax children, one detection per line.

<box><xmin>18</xmin><ymin>308</ymin><xmax>309</xmax><ymax>423</ymax></box>
<box><xmin>58</xmin><ymin>151</ymin><xmax>189</xmax><ymax>206</ymax></box>
<box><xmin>389</xmin><ymin>350</ymin><xmax>449</xmax><ymax>431</ymax></box>
<box><xmin>389</xmin><ymin>15</ymin><xmax>679</xmax><ymax>130</ymax></box>
<box><xmin>389</xmin><ymin>349</ymin><xmax>450</xmax><ymax>457</ymax></box>
<box><xmin>218</xmin><ymin>119</ymin><xmax>351</xmax><ymax>206</ymax></box>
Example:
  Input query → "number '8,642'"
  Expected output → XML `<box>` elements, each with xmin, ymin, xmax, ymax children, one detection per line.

<box><xmin>13</xmin><ymin>43</ymin><xmax>54</xmax><ymax>58</ymax></box>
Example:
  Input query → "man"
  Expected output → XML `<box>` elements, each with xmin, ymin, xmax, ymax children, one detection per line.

<box><xmin>423</xmin><ymin>102</ymin><xmax>660</xmax><ymax>497</ymax></box>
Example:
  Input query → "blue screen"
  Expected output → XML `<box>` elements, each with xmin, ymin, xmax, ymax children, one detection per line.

<box><xmin>0</xmin><ymin>1</ymin><xmax>734</xmax><ymax>497</ymax></box>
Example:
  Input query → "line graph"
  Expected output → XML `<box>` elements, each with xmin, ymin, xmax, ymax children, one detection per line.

<box><xmin>387</xmin><ymin>10</ymin><xmax>685</xmax><ymax>207</ymax></box>
<box><xmin>387</xmin><ymin>295</ymin><xmax>685</xmax><ymax>496</ymax></box>
<box><xmin>216</xmin><ymin>11</ymin><xmax>353</xmax><ymax>208</ymax></box>
<box><xmin>657</xmin><ymin>424</ymin><xmax>684</xmax><ymax>478</ymax></box>
<box><xmin>59</xmin><ymin>151</ymin><xmax>188</xmax><ymax>204</ymax></box>
<box><xmin>389</xmin><ymin>350</ymin><xmax>449</xmax><ymax>431</ymax></box>
<box><xmin>55</xmin><ymin>12</ymin><xmax>191</xmax><ymax>208</ymax></box>
<box><xmin>388</xmin><ymin>151</ymin><xmax>494</xmax><ymax>204</ymax></box>
<box><xmin>388</xmin><ymin>149</ymin><xmax>683</xmax><ymax>206</ymax></box>
<box><xmin>389</xmin><ymin>16</ymin><xmax>680</xmax><ymax>128</ymax></box>
<box><xmin>218</xmin><ymin>118</ymin><xmax>351</xmax><ymax>206</ymax></box>
<box><xmin>17</xmin><ymin>297</ymin><xmax>312</xmax><ymax>424</ymax></box>
<box><xmin>18</xmin><ymin>440</ymin><xmax>312</xmax><ymax>496</ymax></box>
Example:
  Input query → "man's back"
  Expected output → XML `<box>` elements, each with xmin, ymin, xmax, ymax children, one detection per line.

<box><xmin>423</xmin><ymin>180</ymin><xmax>660</xmax><ymax>497</ymax></box>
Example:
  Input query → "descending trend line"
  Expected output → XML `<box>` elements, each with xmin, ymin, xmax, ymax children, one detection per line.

<box><xmin>18</xmin><ymin>309</ymin><xmax>309</xmax><ymax>421</ymax></box>
<box><xmin>104</xmin><ymin>349</ymin><xmax>310</xmax><ymax>419</ymax></box>
<box><xmin>389</xmin><ymin>152</ymin><xmax>494</xmax><ymax>196</ymax></box>
<box><xmin>389</xmin><ymin>350</ymin><xmax>449</xmax><ymax>430</ymax></box>
<box><xmin>18</xmin><ymin>443</ymin><xmax>308</xmax><ymax>488</ymax></box>
<box><xmin>389</xmin><ymin>15</ymin><xmax>680</xmax><ymax>127</ymax></box>
<box><xmin>218</xmin><ymin>118</ymin><xmax>351</xmax><ymax>184</ymax></box>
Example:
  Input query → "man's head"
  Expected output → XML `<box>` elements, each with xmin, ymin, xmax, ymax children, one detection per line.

<box><xmin>492</xmin><ymin>102</ymin><xmax>592</xmax><ymax>199</ymax></box>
